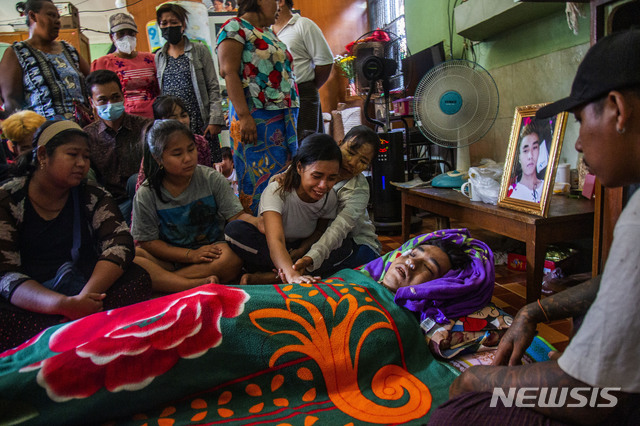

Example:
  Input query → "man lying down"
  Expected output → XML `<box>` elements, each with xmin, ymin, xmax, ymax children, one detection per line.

<box><xmin>360</xmin><ymin>227</ymin><xmax>495</xmax><ymax>324</ymax></box>
<box><xmin>0</xmin><ymin>228</ymin><xmax>494</xmax><ymax>426</ymax></box>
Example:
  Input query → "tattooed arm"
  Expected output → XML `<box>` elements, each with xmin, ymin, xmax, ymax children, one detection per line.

<box><xmin>448</xmin><ymin>276</ymin><xmax>613</xmax><ymax>425</ymax></box>
<box><xmin>450</xmin><ymin>360</ymin><xmax>624</xmax><ymax>425</ymax></box>
<box><xmin>493</xmin><ymin>275</ymin><xmax>601</xmax><ymax>366</ymax></box>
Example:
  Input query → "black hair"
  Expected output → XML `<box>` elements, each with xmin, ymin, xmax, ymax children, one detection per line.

<box><xmin>279</xmin><ymin>133</ymin><xmax>342</xmax><ymax>196</ymax></box>
<box><xmin>16</xmin><ymin>0</ymin><xmax>53</xmax><ymax>27</ymax></box>
<box><xmin>237</xmin><ymin>0</ymin><xmax>261</xmax><ymax>17</ymax></box>
<box><xmin>156</xmin><ymin>3</ymin><xmax>189</xmax><ymax>26</ymax></box>
<box><xmin>341</xmin><ymin>125</ymin><xmax>381</xmax><ymax>160</ymax></box>
<box><xmin>86</xmin><ymin>69</ymin><xmax>122</xmax><ymax>94</ymax></box>
<box><xmin>13</xmin><ymin>119</ymin><xmax>89</xmax><ymax>177</ymax></box>
<box><xmin>220</xmin><ymin>146</ymin><xmax>233</xmax><ymax>161</ymax></box>
<box><xmin>143</xmin><ymin>119</ymin><xmax>195</xmax><ymax>202</ymax></box>
<box><xmin>423</xmin><ymin>239</ymin><xmax>470</xmax><ymax>271</ymax></box>
<box><xmin>284</xmin><ymin>0</ymin><xmax>293</xmax><ymax>9</ymax></box>
<box><xmin>144</xmin><ymin>96</ymin><xmax>192</xmax><ymax>202</ymax></box>
<box><xmin>514</xmin><ymin>120</ymin><xmax>542</xmax><ymax>181</ymax></box>
<box><xmin>152</xmin><ymin>95</ymin><xmax>188</xmax><ymax>120</ymax></box>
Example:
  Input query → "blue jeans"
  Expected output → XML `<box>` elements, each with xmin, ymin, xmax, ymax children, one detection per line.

<box><xmin>314</xmin><ymin>240</ymin><xmax>379</xmax><ymax>277</ymax></box>
<box><xmin>225</xmin><ymin>220</ymin><xmax>301</xmax><ymax>272</ymax></box>
<box><xmin>41</xmin><ymin>262</ymin><xmax>86</xmax><ymax>296</ymax></box>
<box><xmin>118</xmin><ymin>174</ymin><xmax>138</xmax><ymax>226</ymax></box>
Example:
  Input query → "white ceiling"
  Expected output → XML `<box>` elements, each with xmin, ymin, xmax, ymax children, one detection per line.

<box><xmin>0</xmin><ymin>0</ymin><xmax>127</xmax><ymax>44</ymax></box>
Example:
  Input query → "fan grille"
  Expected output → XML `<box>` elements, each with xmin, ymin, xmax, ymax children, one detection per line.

<box><xmin>414</xmin><ymin>59</ymin><xmax>499</xmax><ymax>148</ymax></box>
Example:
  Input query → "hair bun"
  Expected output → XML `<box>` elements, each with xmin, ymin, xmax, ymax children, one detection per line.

<box><xmin>15</xmin><ymin>2</ymin><xmax>26</xmax><ymax>14</ymax></box>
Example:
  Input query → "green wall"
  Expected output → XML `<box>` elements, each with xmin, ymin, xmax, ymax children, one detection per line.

<box><xmin>90</xmin><ymin>43</ymin><xmax>112</xmax><ymax>62</ymax></box>
<box><xmin>474</xmin><ymin>11</ymin><xmax>589</xmax><ymax>70</ymax></box>
<box><xmin>405</xmin><ymin>0</ymin><xmax>464</xmax><ymax>60</ymax></box>
<box><xmin>404</xmin><ymin>0</ymin><xmax>589</xmax><ymax>70</ymax></box>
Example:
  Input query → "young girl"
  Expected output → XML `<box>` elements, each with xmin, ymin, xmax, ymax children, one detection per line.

<box><xmin>225</xmin><ymin>133</ymin><xmax>341</xmax><ymax>284</ymax></box>
<box><xmin>135</xmin><ymin>95</ymin><xmax>220</xmax><ymax>191</ymax></box>
<box><xmin>293</xmin><ymin>125</ymin><xmax>382</xmax><ymax>277</ymax></box>
<box><xmin>131</xmin><ymin>120</ymin><xmax>258</xmax><ymax>292</ymax></box>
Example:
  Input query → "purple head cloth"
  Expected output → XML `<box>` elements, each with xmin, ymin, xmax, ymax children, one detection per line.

<box><xmin>358</xmin><ymin>228</ymin><xmax>495</xmax><ymax>323</ymax></box>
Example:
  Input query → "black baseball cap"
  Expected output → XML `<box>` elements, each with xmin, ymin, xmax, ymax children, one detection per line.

<box><xmin>537</xmin><ymin>29</ymin><xmax>640</xmax><ymax>119</ymax></box>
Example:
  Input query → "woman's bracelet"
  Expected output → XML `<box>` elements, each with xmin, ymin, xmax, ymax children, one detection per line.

<box><xmin>537</xmin><ymin>299</ymin><xmax>550</xmax><ymax>323</ymax></box>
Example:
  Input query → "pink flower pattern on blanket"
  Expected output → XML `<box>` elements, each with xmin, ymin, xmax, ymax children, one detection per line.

<box><xmin>19</xmin><ymin>284</ymin><xmax>249</xmax><ymax>402</ymax></box>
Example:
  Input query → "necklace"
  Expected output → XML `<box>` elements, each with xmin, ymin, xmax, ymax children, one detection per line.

<box><xmin>28</xmin><ymin>195</ymin><xmax>65</xmax><ymax>213</ymax></box>
<box><xmin>532</xmin><ymin>180</ymin><xmax>539</xmax><ymax>202</ymax></box>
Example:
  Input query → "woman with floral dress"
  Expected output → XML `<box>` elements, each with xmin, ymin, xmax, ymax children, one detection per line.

<box><xmin>0</xmin><ymin>0</ymin><xmax>90</xmax><ymax>120</ymax></box>
<box><xmin>217</xmin><ymin>0</ymin><xmax>299</xmax><ymax>214</ymax></box>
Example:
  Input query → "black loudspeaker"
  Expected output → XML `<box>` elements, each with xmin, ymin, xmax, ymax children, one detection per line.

<box><xmin>371</xmin><ymin>130</ymin><xmax>405</xmax><ymax>223</ymax></box>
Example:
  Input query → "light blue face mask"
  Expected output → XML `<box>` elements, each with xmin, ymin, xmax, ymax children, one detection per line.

<box><xmin>96</xmin><ymin>101</ymin><xmax>125</xmax><ymax>121</ymax></box>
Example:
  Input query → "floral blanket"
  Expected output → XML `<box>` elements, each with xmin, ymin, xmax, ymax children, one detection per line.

<box><xmin>0</xmin><ymin>268</ymin><xmax>457</xmax><ymax>425</ymax></box>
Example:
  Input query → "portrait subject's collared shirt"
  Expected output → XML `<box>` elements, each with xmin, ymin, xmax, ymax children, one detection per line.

<box><xmin>83</xmin><ymin>113</ymin><xmax>151</xmax><ymax>203</ymax></box>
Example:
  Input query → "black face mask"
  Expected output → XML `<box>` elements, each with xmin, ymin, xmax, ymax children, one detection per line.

<box><xmin>161</xmin><ymin>25</ymin><xmax>183</xmax><ymax>45</ymax></box>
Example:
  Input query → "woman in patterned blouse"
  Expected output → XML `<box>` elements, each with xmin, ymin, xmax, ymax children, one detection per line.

<box><xmin>0</xmin><ymin>0</ymin><xmax>90</xmax><ymax>119</ymax></box>
<box><xmin>0</xmin><ymin>120</ymin><xmax>151</xmax><ymax>351</ymax></box>
<box><xmin>217</xmin><ymin>0</ymin><xmax>300</xmax><ymax>214</ymax></box>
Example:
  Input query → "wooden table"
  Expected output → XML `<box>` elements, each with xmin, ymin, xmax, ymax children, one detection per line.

<box><xmin>401</xmin><ymin>187</ymin><xmax>595</xmax><ymax>303</ymax></box>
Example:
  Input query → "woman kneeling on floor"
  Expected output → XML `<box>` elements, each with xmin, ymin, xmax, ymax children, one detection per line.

<box><xmin>0</xmin><ymin>120</ymin><xmax>152</xmax><ymax>352</ymax></box>
<box><xmin>225</xmin><ymin>133</ymin><xmax>341</xmax><ymax>284</ymax></box>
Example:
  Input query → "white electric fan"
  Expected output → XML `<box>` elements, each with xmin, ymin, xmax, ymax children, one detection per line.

<box><xmin>413</xmin><ymin>59</ymin><xmax>499</xmax><ymax>187</ymax></box>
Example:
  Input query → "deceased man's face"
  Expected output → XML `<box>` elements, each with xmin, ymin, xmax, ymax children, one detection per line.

<box><xmin>382</xmin><ymin>244</ymin><xmax>452</xmax><ymax>292</ymax></box>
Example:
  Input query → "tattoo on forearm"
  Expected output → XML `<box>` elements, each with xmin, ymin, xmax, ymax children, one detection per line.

<box><xmin>540</xmin><ymin>276</ymin><xmax>601</xmax><ymax>321</ymax></box>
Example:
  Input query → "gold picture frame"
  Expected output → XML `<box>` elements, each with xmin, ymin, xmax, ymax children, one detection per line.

<box><xmin>498</xmin><ymin>103</ymin><xmax>568</xmax><ymax>217</ymax></box>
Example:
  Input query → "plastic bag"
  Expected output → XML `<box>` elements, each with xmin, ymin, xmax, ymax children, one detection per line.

<box><xmin>467</xmin><ymin>159</ymin><xmax>503</xmax><ymax>205</ymax></box>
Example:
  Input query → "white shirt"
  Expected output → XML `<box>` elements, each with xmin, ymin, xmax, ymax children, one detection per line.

<box><xmin>509</xmin><ymin>180</ymin><xmax>544</xmax><ymax>203</ymax></box>
<box><xmin>558</xmin><ymin>189</ymin><xmax>640</xmax><ymax>392</ymax></box>
<box><xmin>259</xmin><ymin>181</ymin><xmax>338</xmax><ymax>242</ymax></box>
<box><xmin>275</xmin><ymin>14</ymin><xmax>333</xmax><ymax>84</ymax></box>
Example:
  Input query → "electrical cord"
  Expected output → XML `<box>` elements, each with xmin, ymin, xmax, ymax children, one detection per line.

<box><xmin>75</xmin><ymin>0</ymin><xmax>144</xmax><ymax>13</ymax></box>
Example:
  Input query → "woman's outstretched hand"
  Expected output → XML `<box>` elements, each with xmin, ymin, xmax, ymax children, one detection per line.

<box><xmin>279</xmin><ymin>267</ymin><xmax>320</xmax><ymax>284</ymax></box>
<box><xmin>292</xmin><ymin>256</ymin><xmax>313</xmax><ymax>273</ymax></box>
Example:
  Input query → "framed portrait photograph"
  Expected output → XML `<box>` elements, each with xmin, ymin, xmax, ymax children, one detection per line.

<box><xmin>498</xmin><ymin>103</ymin><xmax>568</xmax><ymax>217</ymax></box>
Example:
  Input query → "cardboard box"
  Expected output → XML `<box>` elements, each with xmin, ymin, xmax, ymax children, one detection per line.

<box><xmin>507</xmin><ymin>250</ymin><xmax>577</xmax><ymax>275</ymax></box>
<box><xmin>55</xmin><ymin>2</ymin><xmax>80</xmax><ymax>29</ymax></box>
<box><xmin>582</xmin><ymin>173</ymin><xmax>596</xmax><ymax>199</ymax></box>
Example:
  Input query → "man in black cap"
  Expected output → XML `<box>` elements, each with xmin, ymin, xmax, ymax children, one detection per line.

<box><xmin>428</xmin><ymin>29</ymin><xmax>640</xmax><ymax>425</ymax></box>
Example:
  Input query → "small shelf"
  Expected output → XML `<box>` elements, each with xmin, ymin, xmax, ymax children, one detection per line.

<box><xmin>455</xmin><ymin>0</ymin><xmax>566</xmax><ymax>41</ymax></box>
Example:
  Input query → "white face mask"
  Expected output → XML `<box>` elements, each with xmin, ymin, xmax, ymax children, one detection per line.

<box><xmin>114</xmin><ymin>35</ymin><xmax>137</xmax><ymax>55</ymax></box>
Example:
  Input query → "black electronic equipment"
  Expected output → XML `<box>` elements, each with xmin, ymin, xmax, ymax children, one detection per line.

<box><xmin>370</xmin><ymin>130</ymin><xmax>405</xmax><ymax>223</ymax></box>
<box><xmin>353</xmin><ymin>31</ymin><xmax>405</xmax><ymax>229</ymax></box>
<box><xmin>401</xmin><ymin>42</ymin><xmax>446</xmax><ymax>97</ymax></box>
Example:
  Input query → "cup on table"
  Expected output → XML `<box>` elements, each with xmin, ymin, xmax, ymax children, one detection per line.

<box><xmin>461</xmin><ymin>181</ymin><xmax>481</xmax><ymax>201</ymax></box>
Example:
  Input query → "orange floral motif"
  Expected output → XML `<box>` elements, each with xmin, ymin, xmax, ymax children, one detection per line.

<box><xmin>239</xmin><ymin>191</ymin><xmax>253</xmax><ymax>213</ymax></box>
<box><xmin>249</xmin><ymin>293</ymin><xmax>432</xmax><ymax>424</ymax></box>
<box><xmin>229</xmin><ymin>118</ymin><xmax>242</xmax><ymax>150</ymax></box>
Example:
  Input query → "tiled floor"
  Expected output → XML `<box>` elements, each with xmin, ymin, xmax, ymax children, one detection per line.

<box><xmin>378</xmin><ymin>216</ymin><xmax>572</xmax><ymax>352</ymax></box>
